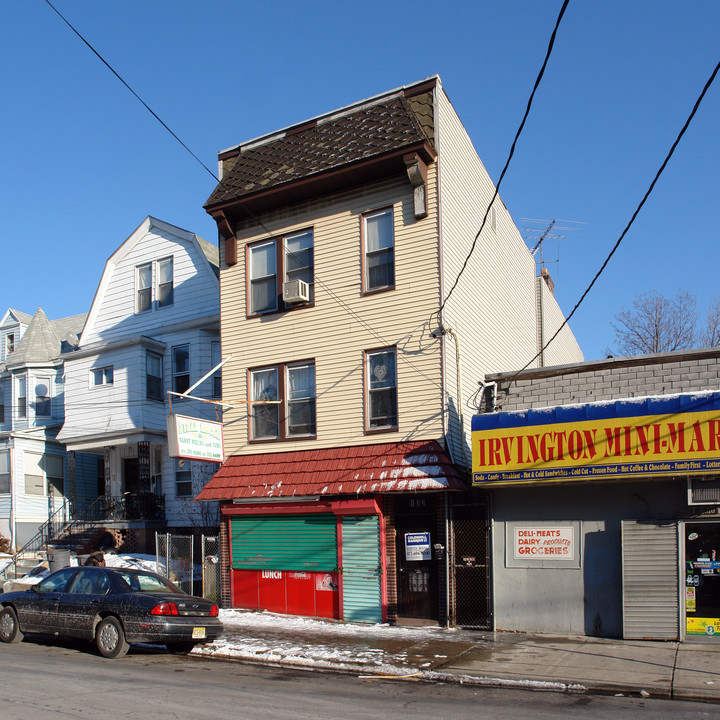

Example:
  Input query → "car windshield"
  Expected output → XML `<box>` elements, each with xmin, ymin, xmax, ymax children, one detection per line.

<box><xmin>114</xmin><ymin>570</ymin><xmax>183</xmax><ymax>594</ymax></box>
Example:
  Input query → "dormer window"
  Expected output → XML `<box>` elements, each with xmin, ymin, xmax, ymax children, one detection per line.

<box><xmin>6</xmin><ymin>333</ymin><xmax>15</xmax><ymax>356</ymax></box>
<box><xmin>136</xmin><ymin>257</ymin><xmax>174</xmax><ymax>313</ymax></box>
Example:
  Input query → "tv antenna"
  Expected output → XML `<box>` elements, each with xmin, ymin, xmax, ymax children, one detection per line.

<box><xmin>520</xmin><ymin>218</ymin><xmax>585</xmax><ymax>275</ymax></box>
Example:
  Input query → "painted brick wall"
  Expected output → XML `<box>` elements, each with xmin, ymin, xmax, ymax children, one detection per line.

<box><xmin>485</xmin><ymin>348</ymin><xmax>720</xmax><ymax>413</ymax></box>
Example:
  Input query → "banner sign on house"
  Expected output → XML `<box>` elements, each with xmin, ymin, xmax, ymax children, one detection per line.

<box><xmin>472</xmin><ymin>392</ymin><xmax>720</xmax><ymax>486</ymax></box>
<box><xmin>167</xmin><ymin>414</ymin><xmax>223</xmax><ymax>462</ymax></box>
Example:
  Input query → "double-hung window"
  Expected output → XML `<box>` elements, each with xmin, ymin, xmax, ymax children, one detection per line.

<box><xmin>363</xmin><ymin>208</ymin><xmax>395</xmax><ymax>293</ymax></box>
<box><xmin>365</xmin><ymin>347</ymin><xmax>398</xmax><ymax>431</ymax></box>
<box><xmin>0</xmin><ymin>449</ymin><xmax>9</xmax><ymax>493</ymax></box>
<box><xmin>136</xmin><ymin>257</ymin><xmax>174</xmax><ymax>313</ymax></box>
<box><xmin>146</xmin><ymin>351</ymin><xmax>164</xmax><ymax>401</ymax></box>
<box><xmin>248</xmin><ymin>230</ymin><xmax>314</xmax><ymax>315</ymax></box>
<box><xmin>173</xmin><ymin>345</ymin><xmax>190</xmax><ymax>394</ymax></box>
<box><xmin>175</xmin><ymin>460</ymin><xmax>192</xmax><ymax>498</ymax></box>
<box><xmin>250</xmin><ymin>361</ymin><xmax>316</xmax><ymax>440</ymax></box>
<box><xmin>157</xmin><ymin>257</ymin><xmax>174</xmax><ymax>307</ymax></box>
<box><xmin>34</xmin><ymin>377</ymin><xmax>51</xmax><ymax>418</ymax></box>
<box><xmin>16</xmin><ymin>375</ymin><xmax>27</xmax><ymax>419</ymax></box>
<box><xmin>136</xmin><ymin>263</ymin><xmax>153</xmax><ymax>313</ymax></box>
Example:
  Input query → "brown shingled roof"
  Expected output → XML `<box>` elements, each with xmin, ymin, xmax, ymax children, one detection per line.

<box><xmin>205</xmin><ymin>92</ymin><xmax>435</xmax><ymax>211</ymax></box>
<box><xmin>196</xmin><ymin>440</ymin><xmax>464</xmax><ymax>502</ymax></box>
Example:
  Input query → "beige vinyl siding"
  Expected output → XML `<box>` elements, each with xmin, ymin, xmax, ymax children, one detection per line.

<box><xmin>220</xmin><ymin>175</ymin><xmax>444</xmax><ymax>457</ymax></box>
<box><xmin>435</xmin><ymin>86</ymin><xmax>582</xmax><ymax>466</ymax></box>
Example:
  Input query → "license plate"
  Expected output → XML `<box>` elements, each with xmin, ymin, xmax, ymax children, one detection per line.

<box><xmin>192</xmin><ymin>627</ymin><xmax>206</xmax><ymax>639</ymax></box>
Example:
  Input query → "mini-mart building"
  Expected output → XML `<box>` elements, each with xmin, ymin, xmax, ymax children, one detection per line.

<box><xmin>472</xmin><ymin>348</ymin><xmax>720</xmax><ymax>642</ymax></box>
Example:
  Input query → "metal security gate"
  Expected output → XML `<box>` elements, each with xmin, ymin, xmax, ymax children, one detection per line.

<box><xmin>229</xmin><ymin>514</ymin><xmax>337</xmax><ymax>571</ymax></box>
<box><xmin>341</xmin><ymin>516</ymin><xmax>382</xmax><ymax>623</ymax></box>
<box><xmin>156</xmin><ymin>533</ymin><xmax>194</xmax><ymax>594</ymax></box>
<box><xmin>622</xmin><ymin>520</ymin><xmax>679</xmax><ymax>640</ymax></box>
<box><xmin>451</xmin><ymin>501</ymin><xmax>491</xmax><ymax>628</ymax></box>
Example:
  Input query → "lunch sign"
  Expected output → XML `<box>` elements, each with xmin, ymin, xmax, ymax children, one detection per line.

<box><xmin>472</xmin><ymin>392</ymin><xmax>720</xmax><ymax>486</ymax></box>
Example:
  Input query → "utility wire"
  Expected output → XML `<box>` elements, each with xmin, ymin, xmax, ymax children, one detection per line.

<box><xmin>437</xmin><ymin>0</ymin><xmax>570</xmax><ymax>318</ymax></box>
<box><xmin>43</xmin><ymin>0</ymin><xmax>219</xmax><ymax>182</ymax></box>
<box><xmin>503</xmin><ymin>58</ymin><xmax>720</xmax><ymax>386</ymax></box>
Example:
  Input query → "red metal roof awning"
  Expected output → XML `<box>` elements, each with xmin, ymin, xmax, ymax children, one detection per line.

<box><xmin>196</xmin><ymin>440</ymin><xmax>465</xmax><ymax>502</ymax></box>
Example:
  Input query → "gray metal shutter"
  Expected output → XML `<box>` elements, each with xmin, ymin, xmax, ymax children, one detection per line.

<box><xmin>341</xmin><ymin>516</ymin><xmax>382</xmax><ymax>623</ymax></box>
<box><xmin>622</xmin><ymin>520</ymin><xmax>679</xmax><ymax>640</ymax></box>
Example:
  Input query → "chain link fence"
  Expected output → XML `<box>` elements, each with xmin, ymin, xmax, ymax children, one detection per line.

<box><xmin>155</xmin><ymin>533</ymin><xmax>194</xmax><ymax>595</ymax></box>
<box><xmin>155</xmin><ymin>532</ymin><xmax>220</xmax><ymax>601</ymax></box>
<box><xmin>201</xmin><ymin>535</ymin><xmax>221</xmax><ymax>604</ymax></box>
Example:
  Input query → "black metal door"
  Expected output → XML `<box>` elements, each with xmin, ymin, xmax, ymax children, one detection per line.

<box><xmin>452</xmin><ymin>501</ymin><xmax>491</xmax><ymax>628</ymax></box>
<box><xmin>395</xmin><ymin>497</ymin><xmax>438</xmax><ymax>620</ymax></box>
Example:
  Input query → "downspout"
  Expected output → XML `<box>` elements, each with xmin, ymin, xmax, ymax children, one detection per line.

<box><xmin>9</xmin><ymin>438</ymin><xmax>15</xmax><ymax>551</ymax></box>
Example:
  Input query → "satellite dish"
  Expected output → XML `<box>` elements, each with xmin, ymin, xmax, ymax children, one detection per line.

<box><xmin>178</xmin><ymin>459</ymin><xmax>186</xmax><ymax>469</ymax></box>
<box><xmin>65</xmin><ymin>332</ymin><xmax>79</xmax><ymax>348</ymax></box>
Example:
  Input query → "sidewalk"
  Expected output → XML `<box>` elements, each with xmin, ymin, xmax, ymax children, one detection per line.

<box><xmin>195</xmin><ymin>610</ymin><xmax>720</xmax><ymax>703</ymax></box>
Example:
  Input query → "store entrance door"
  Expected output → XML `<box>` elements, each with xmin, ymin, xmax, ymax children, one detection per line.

<box><xmin>395</xmin><ymin>496</ymin><xmax>438</xmax><ymax>620</ymax></box>
<box><xmin>685</xmin><ymin>522</ymin><xmax>720</xmax><ymax>640</ymax></box>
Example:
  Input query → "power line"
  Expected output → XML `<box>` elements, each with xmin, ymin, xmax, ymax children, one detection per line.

<box><xmin>503</xmin><ymin>58</ymin><xmax>720</xmax><ymax>385</ymax></box>
<box><xmin>43</xmin><ymin>0</ymin><xmax>219</xmax><ymax>183</ymax></box>
<box><xmin>437</xmin><ymin>0</ymin><xmax>570</xmax><ymax>318</ymax></box>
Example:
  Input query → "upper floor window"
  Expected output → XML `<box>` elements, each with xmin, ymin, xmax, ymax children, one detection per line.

<box><xmin>136</xmin><ymin>263</ymin><xmax>152</xmax><ymax>313</ymax></box>
<box><xmin>363</xmin><ymin>208</ymin><xmax>395</xmax><ymax>293</ymax></box>
<box><xmin>5</xmin><ymin>332</ymin><xmax>15</xmax><ymax>359</ymax></box>
<box><xmin>249</xmin><ymin>361</ymin><xmax>316</xmax><ymax>441</ymax></box>
<box><xmin>248</xmin><ymin>230</ymin><xmax>314</xmax><ymax>316</ymax></box>
<box><xmin>211</xmin><ymin>341</ymin><xmax>222</xmax><ymax>399</ymax></box>
<box><xmin>0</xmin><ymin>449</ymin><xmax>9</xmax><ymax>494</ymax></box>
<box><xmin>136</xmin><ymin>257</ymin><xmax>174</xmax><ymax>313</ymax></box>
<box><xmin>146</xmin><ymin>351</ymin><xmax>163</xmax><ymax>401</ymax></box>
<box><xmin>157</xmin><ymin>257</ymin><xmax>174</xmax><ymax>307</ymax></box>
<box><xmin>175</xmin><ymin>460</ymin><xmax>192</xmax><ymax>498</ymax></box>
<box><xmin>16</xmin><ymin>375</ymin><xmax>27</xmax><ymax>419</ymax></box>
<box><xmin>365</xmin><ymin>347</ymin><xmax>398</xmax><ymax>431</ymax></box>
<box><xmin>91</xmin><ymin>366</ymin><xmax>114</xmax><ymax>387</ymax></box>
<box><xmin>173</xmin><ymin>345</ymin><xmax>190</xmax><ymax>394</ymax></box>
<box><xmin>34</xmin><ymin>377</ymin><xmax>51</xmax><ymax>418</ymax></box>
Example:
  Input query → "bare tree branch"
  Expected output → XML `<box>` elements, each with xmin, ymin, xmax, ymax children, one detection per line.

<box><xmin>611</xmin><ymin>290</ymin><xmax>697</xmax><ymax>355</ymax></box>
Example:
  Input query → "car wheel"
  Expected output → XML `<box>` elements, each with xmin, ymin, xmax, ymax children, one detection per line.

<box><xmin>0</xmin><ymin>607</ymin><xmax>24</xmax><ymax>644</ymax></box>
<box><xmin>95</xmin><ymin>616</ymin><xmax>129</xmax><ymax>659</ymax></box>
<box><xmin>166</xmin><ymin>641</ymin><xmax>197</xmax><ymax>654</ymax></box>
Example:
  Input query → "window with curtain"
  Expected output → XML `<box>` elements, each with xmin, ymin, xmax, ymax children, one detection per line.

<box><xmin>366</xmin><ymin>347</ymin><xmax>398</xmax><ymax>430</ymax></box>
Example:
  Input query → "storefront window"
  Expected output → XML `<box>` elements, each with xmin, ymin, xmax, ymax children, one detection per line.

<box><xmin>685</xmin><ymin>522</ymin><xmax>720</xmax><ymax>638</ymax></box>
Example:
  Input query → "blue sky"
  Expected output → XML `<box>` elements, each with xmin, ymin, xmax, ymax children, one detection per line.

<box><xmin>2</xmin><ymin>1</ymin><xmax>718</xmax><ymax>361</ymax></box>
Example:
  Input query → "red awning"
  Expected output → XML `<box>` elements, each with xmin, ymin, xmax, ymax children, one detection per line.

<box><xmin>196</xmin><ymin>440</ymin><xmax>465</xmax><ymax>501</ymax></box>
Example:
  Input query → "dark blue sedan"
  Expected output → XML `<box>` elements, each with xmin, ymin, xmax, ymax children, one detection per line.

<box><xmin>0</xmin><ymin>565</ymin><xmax>222</xmax><ymax>658</ymax></box>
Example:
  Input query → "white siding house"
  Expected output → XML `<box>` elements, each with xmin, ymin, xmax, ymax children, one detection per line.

<box><xmin>57</xmin><ymin>217</ymin><xmax>221</xmax><ymax>548</ymax></box>
<box><xmin>0</xmin><ymin>307</ymin><xmax>87</xmax><ymax>548</ymax></box>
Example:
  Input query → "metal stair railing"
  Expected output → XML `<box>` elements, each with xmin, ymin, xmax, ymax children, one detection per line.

<box><xmin>0</xmin><ymin>493</ymin><xmax>166</xmax><ymax>581</ymax></box>
<box><xmin>0</xmin><ymin>498</ymin><xmax>71</xmax><ymax>582</ymax></box>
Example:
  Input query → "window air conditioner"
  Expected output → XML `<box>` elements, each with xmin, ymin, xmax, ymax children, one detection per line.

<box><xmin>283</xmin><ymin>279</ymin><xmax>310</xmax><ymax>304</ymax></box>
<box><xmin>687</xmin><ymin>476</ymin><xmax>720</xmax><ymax>506</ymax></box>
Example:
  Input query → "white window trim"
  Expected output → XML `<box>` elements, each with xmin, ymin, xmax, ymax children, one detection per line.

<box><xmin>135</xmin><ymin>256</ymin><xmax>175</xmax><ymax>314</ymax></box>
